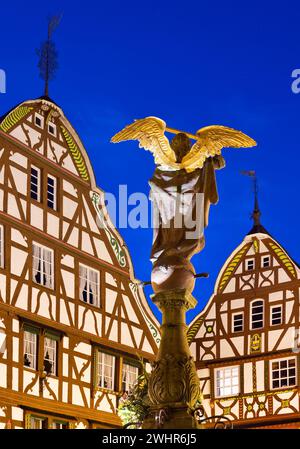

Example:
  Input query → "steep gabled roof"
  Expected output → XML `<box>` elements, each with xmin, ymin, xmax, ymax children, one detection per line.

<box><xmin>188</xmin><ymin>217</ymin><xmax>299</xmax><ymax>343</ymax></box>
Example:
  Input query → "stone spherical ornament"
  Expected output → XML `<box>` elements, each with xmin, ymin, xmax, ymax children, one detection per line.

<box><xmin>151</xmin><ymin>256</ymin><xmax>195</xmax><ymax>294</ymax></box>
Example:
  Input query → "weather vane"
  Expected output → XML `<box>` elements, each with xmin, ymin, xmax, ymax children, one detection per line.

<box><xmin>36</xmin><ymin>15</ymin><xmax>62</xmax><ymax>97</ymax></box>
<box><xmin>241</xmin><ymin>170</ymin><xmax>262</xmax><ymax>227</ymax></box>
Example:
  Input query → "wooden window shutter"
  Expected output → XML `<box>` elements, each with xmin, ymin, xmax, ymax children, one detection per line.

<box><xmin>25</xmin><ymin>413</ymin><xmax>31</xmax><ymax>429</ymax></box>
<box><xmin>93</xmin><ymin>348</ymin><xmax>98</xmax><ymax>389</ymax></box>
<box><xmin>264</xmin><ymin>360</ymin><xmax>269</xmax><ymax>389</ymax></box>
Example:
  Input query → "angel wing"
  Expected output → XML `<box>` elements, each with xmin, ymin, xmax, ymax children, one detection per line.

<box><xmin>181</xmin><ymin>125</ymin><xmax>257</xmax><ymax>172</ymax></box>
<box><xmin>111</xmin><ymin>117</ymin><xmax>178</xmax><ymax>168</ymax></box>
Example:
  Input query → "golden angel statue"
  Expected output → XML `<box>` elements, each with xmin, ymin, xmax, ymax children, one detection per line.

<box><xmin>111</xmin><ymin>117</ymin><xmax>256</xmax><ymax>294</ymax></box>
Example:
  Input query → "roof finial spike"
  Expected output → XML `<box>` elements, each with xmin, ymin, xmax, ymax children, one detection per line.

<box><xmin>36</xmin><ymin>15</ymin><xmax>62</xmax><ymax>97</ymax></box>
<box><xmin>241</xmin><ymin>170</ymin><xmax>268</xmax><ymax>236</ymax></box>
<box><xmin>241</xmin><ymin>169</ymin><xmax>261</xmax><ymax>224</ymax></box>
<box><xmin>252</xmin><ymin>172</ymin><xmax>261</xmax><ymax>226</ymax></box>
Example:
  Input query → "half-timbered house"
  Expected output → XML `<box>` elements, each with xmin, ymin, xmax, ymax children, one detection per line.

<box><xmin>0</xmin><ymin>96</ymin><xmax>160</xmax><ymax>429</ymax></box>
<box><xmin>189</xmin><ymin>204</ymin><xmax>300</xmax><ymax>428</ymax></box>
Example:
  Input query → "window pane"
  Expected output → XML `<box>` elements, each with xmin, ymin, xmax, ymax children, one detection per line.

<box><xmin>288</xmin><ymin>377</ymin><xmax>296</xmax><ymax>386</ymax></box>
<box><xmin>97</xmin><ymin>351</ymin><xmax>115</xmax><ymax>390</ymax></box>
<box><xmin>47</xmin><ymin>176</ymin><xmax>57</xmax><ymax>210</ymax></box>
<box><xmin>30</xmin><ymin>167</ymin><xmax>41</xmax><ymax>202</ymax></box>
<box><xmin>122</xmin><ymin>363</ymin><xmax>139</xmax><ymax>393</ymax></box>
<box><xmin>53</xmin><ymin>422</ymin><xmax>68</xmax><ymax>429</ymax></box>
<box><xmin>32</xmin><ymin>243</ymin><xmax>54</xmax><ymax>289</ymax></box>
<box><xmin>24</xmin><ymin>331</ymin><xmax>37</xmax><ymax>369</ymax></box>
<box><xmin>31</xmin><ymin>417</ymin><xmax>47</xmax><ymax>429</ymax></box>
<box><xmin>246</xmin><ymin>259</ymin><xmax>255</xmax><ymax>270</ymax></box>
<box><xmin>271</xmin><ymin>306</ymin><xmax>282</xmax><ymax>326</ymax></box>
<box><xmin>233</xmin><ymin>313</ymin><xmax>243</xmax><ymax>332</ymax></box>
<box><xmin>272</xmin><ymin>358</ymin><xmax>297</xmax><ymax>389</ymax></box>
<box><xmin>79</xmin><ymin>265</ymin><xmax>100</xmax><ymax>306</ymax></box>
<box><xmin>251</xmin><ymin>301</ymin><xmax>264</xmax><ymax>329</ymax></box>
<box><xmin>44</xmin><ymin>337</ymin><xmax>57</xmax><ymax>375</ymax></box>
<box><xmin>215</xmin><ymin>367</ymin><xmax>239</xmax><ymax>397</ymax></box>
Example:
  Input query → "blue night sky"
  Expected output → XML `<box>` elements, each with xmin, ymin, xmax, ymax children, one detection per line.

<box><xmin>1</xmin><ymin>0</ymin><xmax>300</xmax><ymax>323</ymax></box>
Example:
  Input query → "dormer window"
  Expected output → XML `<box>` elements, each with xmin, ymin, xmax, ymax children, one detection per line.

<box><xmin>246</xmin><ymin>259</ymin><xmax>255</xmax><ymax>271</ymax></box>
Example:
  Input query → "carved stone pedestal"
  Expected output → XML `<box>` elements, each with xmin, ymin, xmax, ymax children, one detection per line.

<box><xmin>142</xmin><ymin>289</ymin><xmax>201</xmax><ymax>429</ymax></box>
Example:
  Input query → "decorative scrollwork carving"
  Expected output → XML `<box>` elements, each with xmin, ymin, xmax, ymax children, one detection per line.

<box><xmin>194</xmin><ymin>407</ymin><xmax>233</xmax><ymax>429</ymax></box>
<box><xmin>155</xmin><ymin>408</ymin><xmax>169</xmax><ymax>428</ymax></box>
<box><xmin>123</xmin><ymin>421</ymin><xmax>143</xmax><ymax>429</ymax></box>
<box><xmin>148</xmin><ymin>354</ymin><xmax>200</xmax><ymax>407</ymax></box>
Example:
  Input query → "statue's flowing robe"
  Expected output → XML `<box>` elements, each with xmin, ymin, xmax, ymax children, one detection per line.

<box><xmin>149</xmin><ymin>158</ymin><xmax>221</xmax><ymax>264</ymax></box>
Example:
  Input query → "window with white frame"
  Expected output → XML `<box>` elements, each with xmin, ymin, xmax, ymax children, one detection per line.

<box><xmin>96</xmin><ymin>351</ymin><xmax>115</xmax><ymax>390</ymax></box>
<box><xmin>79</xmin><ymin>264</ymin><xmax>100</xmax><ymax>306</ymax></box>
<box><xmin>271</xmin><ymin>358</ymin><xmax>296</xmax><ymax>389</ymax></box>
<box><xmin>0</xmin><ymin>329</ymin><xmax>5</xmax><ymax>354</ymax></box>
<box><xmin>47</xmin><ymin>175</ymin><xmax>57</xmax><ymax>210</ymax></box>
<box><xmin>43</xmin><ymin>335</ymin><xmax>58</xmax><ymax>375</ymax></box>
<box><xmin>0</xmin><ymin>224</ymin><xmax>4</xmax><ymax>268</ymax></box>
<box><xmin>215</xmin><ymin>366</ymin><xmax>239</xmax><ymax>397</ymax></box>
<box><xmin>271</xmin><ymin>305</ymin><xmax>282</xmax><ymax>326</ymax></box>
<box><xmin>30</xmin><ymin>416</ymin><xmax>47</xmax><ymax>429</ymax></box>
<box><xmin>122</xmin><ymin>362</ymin><xmax>139</xmax><ymax>393</ymax></box>
<box><xmin>52</xmin><ymin>421</ymin><xmax>68</xmax><ymax>429</ymax></box>
<box><xmin>232</xmin><ymin>313</ymin><xmax>244</xmax><ymax>333</ymax></box>
<box><xmin>30</xmin><ymin>166</ymin><xmax>41</xmax><ymax>202</ymax></box>
<box><xmin>32</xmin><ymin>243</ymin><xmax>54</xmax><ymax>289</ymax></box>
<box><xmin>246</xmin><ymin>259</ymin><xmax>255</xmax><ymax>271</ymax></box>
<box><xmin>262</xmin><ymin>255</ymin><xmax>271</xmax><ymax>268</ymax></box>
<box><xmin>48</xmin><ymin>123</ymin><xmax>56</xmax><ymax>137</ymax></box>
<box><xmin>34</xmin><ymin>113</ymin><xmax>44</xmax><ymax>129</ymax></box>
<box><xmin>251</xmin><ymin>300</ymin><xmax>264</xmax><ymax>329</ymax></box>
<box><xmin>23</xmin><ymin>329</ymin><xmax>38</xmax><ymax>370</ymax></box>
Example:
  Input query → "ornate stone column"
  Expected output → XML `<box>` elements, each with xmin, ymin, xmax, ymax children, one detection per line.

<box><xmin>142</xmin><ymin>288</ymin><xmax>201</xmax><ymax>429</ymax></box>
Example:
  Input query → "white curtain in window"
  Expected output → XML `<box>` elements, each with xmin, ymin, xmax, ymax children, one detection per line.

<box><xmin>44</xmin><ymin>337</ymin><xmax>56</xmax><ymax>374</ymax></box>
<box><xmin>32</xmin><ymin>244</ymin><xmax>41</xmax><ymax>281</ymax></box>
<box><xmin>98</xmin><ymin>352</ymin><xmax>115</xmax><ymax>390</ymax></box>
<box><xmin>89</xmin><ymin>269</ymin><xmax>99</xmax><ymax>306</ymax></box>
<box><xmin>79</xmin><ymin>265</ymin><xmax>87</xmax><ymax>302</ymax></box>
<box><xmin>43</xmin><ymin>248</ymin><xmax>53</xmax><ymax>288</ymax></box>
<box><xmin>24</xmin><ymin>331</ymin><xmax>37</xmax><ymax>369</ymax></box>
<box><xmin>103</xmin><ymin>354</ymin><xmax>113</xmax><ymax>389</ymax></box>
<box><xmin>128</xmin><ymin>366</ymin><xmax>138</xmax><ymax>388</ymax></box>
<box><xmin>122</xmin><ymin>363</ymin><xmax>138</xmax><ymax>392</ymax></box>
<box><xmin>31</xmin><ymin>417</ymin><xmax>44</xmax><ymax>429</ymax></box>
